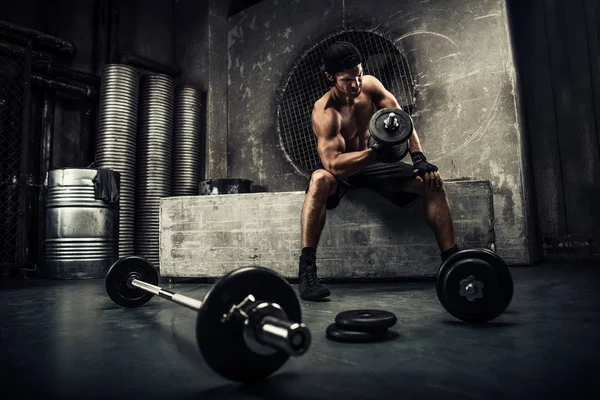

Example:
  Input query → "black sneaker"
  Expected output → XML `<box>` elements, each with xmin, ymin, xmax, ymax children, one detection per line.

<box><xmin>298</xmin><ymin>254</ymin><xmax>331</xmax><ymax>301</ymax></box>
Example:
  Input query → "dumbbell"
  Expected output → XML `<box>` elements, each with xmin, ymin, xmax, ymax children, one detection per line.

<box><xmin>367</xmin><ymin>107</ymin><xmax>414</xmax><ymax>163</ymax></box>
<box><xmin>105</xmin><ymin>256</ymin><xmax>311</xmax><ymax>383</ymax></box>
<box><xmin>436</xmin><ymin>248</ymin><xmax>514</xmax><ymax>323</ymax></box>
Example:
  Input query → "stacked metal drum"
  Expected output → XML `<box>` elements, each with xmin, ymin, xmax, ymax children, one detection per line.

<box><xmin>94</xmin><ymin>64</ymin><xmax>139</xmax><ymax>257</ymax></box>
<box><xmin>87</xmin><ymin>65</ymin><xmax>204</xmax><ymax>271</ymax></box>
<box><xmin>135</xmin><ymin>74</ymin><xmax>175</xmax><ymax>267</ymax></box>
<box><xmin>172</xmin><ymin>86</ymin><xmax>203</xmax><ymax>195</ymax></box>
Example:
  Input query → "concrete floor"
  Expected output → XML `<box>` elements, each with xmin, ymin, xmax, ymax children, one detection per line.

<box><xmin>1</xmin><ymin>261</ymin><xmax>599</xmax><ymax>400</ymax></box>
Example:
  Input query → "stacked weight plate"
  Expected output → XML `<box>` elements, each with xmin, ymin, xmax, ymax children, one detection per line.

<box><xmin>135</xmin><ymin>73</ymin><xmax>174</xmax><ymax>267</ymax></box>
<box><xmin>95</xmin><ymin>64</ymin><xmax>140</xmax><ymax>257</ymax></box>
<box><xmin>172</xmin><ymin>86</ymin><xmax>203</xmax><ymax>196</ymax></box>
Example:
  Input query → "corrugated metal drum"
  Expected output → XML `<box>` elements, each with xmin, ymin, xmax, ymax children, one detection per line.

<box><xmin>94</xmin><ymin>64</ymin><xmax>139</xmax><ymax>257</ymax></box>
<box><xmin>44</xmin><ymin>168</ymin><xmax>120</xmax><ymax>279</ymax></box>
<box><xmin>135</xmin><ymin>73</ymin><xmax>174</xmax><ymax>267</ymax></box>
<box><xmin>172</xmin><ymin>85</ymin><xmax>203</xmax><ymax>196</ymax></box>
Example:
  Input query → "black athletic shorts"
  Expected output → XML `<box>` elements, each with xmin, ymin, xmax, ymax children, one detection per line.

<box><xmin>305</xmin><ymin>161</ymin><xmax>419</xmax><ymax>210</ymax></box>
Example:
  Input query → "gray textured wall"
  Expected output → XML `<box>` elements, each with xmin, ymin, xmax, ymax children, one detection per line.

<box><xmin>227</xmin><ymin>0</ymin><xmax>535</xmax><ymax>265</ymax></box>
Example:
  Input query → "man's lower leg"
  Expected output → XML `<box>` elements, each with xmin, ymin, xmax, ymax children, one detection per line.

<box><xmin>298</xmin><ymin>193</ymin><xmax>331</xmax><ymax>300</ymax></box>
<box><xmin>424</xmin><ymin>191</ymin><xmax>460</xmax><ymax>262</ymax></box>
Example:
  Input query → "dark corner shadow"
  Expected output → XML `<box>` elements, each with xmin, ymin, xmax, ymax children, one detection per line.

<box><xmin>187</xmin><ymin>372</ymin><xmax>306</xmax><ymax>400</ymax></box>
<box><xmin>441</xmin><ymin>319</ymin><xmax>522</xmax><ymax>329</ymax></box>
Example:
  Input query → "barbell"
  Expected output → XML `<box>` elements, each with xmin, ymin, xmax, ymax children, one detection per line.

<box><xmin>105</xmin><ymin>256</ymin><xmax>311</xmax><ymax>383</ymax></box>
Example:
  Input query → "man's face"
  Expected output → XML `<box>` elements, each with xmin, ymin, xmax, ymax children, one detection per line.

<box><xmin>329</xmin><ymin>64</ymin><xmax>364</xmax><ymax>98</ymax></box>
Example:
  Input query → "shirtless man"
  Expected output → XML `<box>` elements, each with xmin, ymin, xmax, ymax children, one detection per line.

<box><xmin>297</xmin><ymin>41</ymin><xmax>460</xmax><ymax>301</ymax></box>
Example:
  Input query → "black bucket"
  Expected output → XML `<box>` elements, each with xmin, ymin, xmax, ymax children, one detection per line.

<box><xmin>199</xmin><ymin>179</ymin><xmax>253</xmax><ymax>195</ymax></box>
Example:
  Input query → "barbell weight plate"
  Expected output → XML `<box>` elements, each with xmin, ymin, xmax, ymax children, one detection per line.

<box><xmin>368</xmin><ymin>108</ymin><xmax>413</xmax><ymax>145</ymax></box>
<box><xmin>436</xmin><ymin>248</ymin><xmax>513</xmax><ymax>323</ymax></box>
<box><xmin>325</xmin><ymin>323</ymin><xmax>389</xmax><ymax>343</ymax></box>
<box><xmin>335</xmin><ymin>309</ymin><xmax>397</xmax><ymax>333</ymax></box>
<box><xmin>105</xmin><ymin>256</ymin><xmax>159</xmax><ymax>308</ymax></box>
<box><xmin>195</xmin><ymin>266</ymin><xmax>302</xmax><ymax>383</ymax></box>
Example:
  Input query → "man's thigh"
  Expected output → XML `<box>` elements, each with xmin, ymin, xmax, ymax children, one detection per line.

<box><xmin>349</xmin><ymin>162</ymin><xmax>421</xmax><ymax>207</ymax></box>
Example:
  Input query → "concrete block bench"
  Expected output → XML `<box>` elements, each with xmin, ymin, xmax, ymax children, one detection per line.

<box><xmin>159</xmin><ymin>180</ymin><xmax>495</xmax><ymax>279</ymax></box>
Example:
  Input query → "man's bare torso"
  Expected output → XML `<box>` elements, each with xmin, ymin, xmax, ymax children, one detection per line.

<box><xmin>312</xmin><ymin>75</ymin><xmax>378</xmax><ymax>153</ymax></box>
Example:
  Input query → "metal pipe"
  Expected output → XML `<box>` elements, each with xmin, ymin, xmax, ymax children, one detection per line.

<box><xmin>32</xmin><ymin>61</ymin><xmax>99</xmax><ymax>85</ymax></box>
<box><xmin>0</xmin><ymin>97</ymin><xmax>9</xmax><ymax>277</ymax></box>
<box><xmin>31</xmin><ymin>74</ymin><xmax>96</xmax><ymax>99</ymax></box>
<box><xmin>18</xmin><ymin>43</ymin><xmax>33</xmax><ymax>271</ymax></box>
<box><xmin>40</xmin><ymin>92</ymin><xmax>55</xmax><ymax>186</ymax></box>
<box><xmin>0</xmin><ymin>20</ymin><xmax>75</xmax><ymax>57</ymax></box>
<box><xmin>80</xmin><ymin>106</ymin><xmax>95</xmax><ymax>168</ymax></box>
<box><xmin>0</xmin><ymin>40</ymin><xmax>54</xmax><ymax>61</ymax></box>
<box><xmin>37</xmin><ymin>91</ymin><xmax>56</xmax><ymax>274</ymax></box>
<box><xmin>119</xmin><ymin>52</ymin><xmax>180</xmax><ymax>77</ymax></box>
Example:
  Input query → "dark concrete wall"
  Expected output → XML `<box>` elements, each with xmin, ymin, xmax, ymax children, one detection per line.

<box><xmin>227</xmin><ymin>0</ymin><xmax>535</xmax><ymax>265</ymax></box>
<box><xmin>0</xmin><ymin>0</ymin><xmax>44</xmax><ymax>29</ymax></box>
<box><xmin>507</xmin><ymin>0</ymin><xmax>600</xmax><ymax>260</ymax></box>
<box><xmin>174</xmin><ymin>0</ymin><xmax>230</xmax><ymax>179</ymax></box>
<box><xmin>175</xmin><ymin>0</ymin><xmax>209</xmax><ymax>90</ymax></box>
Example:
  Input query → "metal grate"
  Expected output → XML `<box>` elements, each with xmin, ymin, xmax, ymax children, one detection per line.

<box><xmin>277</xmin><ymin>28</ymin><xmax>416</xmax><ymax>177</ymax></box>
<box><xmin>0</xmin><ymin>51</ymin><xmax>24</xmax><ymax>273</ymax></box>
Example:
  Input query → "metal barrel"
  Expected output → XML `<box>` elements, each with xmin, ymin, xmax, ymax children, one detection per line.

<box><xmin>44</xmin><ymin>168</ymin><xmax>120</xmax><ymax>279</ymax></box>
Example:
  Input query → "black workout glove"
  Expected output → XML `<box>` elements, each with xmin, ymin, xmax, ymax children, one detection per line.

<box><xmin>411</xmin><ymin>151</ymin><xmax>438</xmax><ymax>179</ymax></box>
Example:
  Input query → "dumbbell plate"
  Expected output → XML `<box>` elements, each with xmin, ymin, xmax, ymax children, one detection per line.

<box><xmin>105</xmin><ymin>256</ymin><xmax>159</xmax><ymax>308</ymax></box>
<box><xmin>436</xmin><ymin>248</ymin><xmax>513</xmax><ymax>323</ymax></box>
<box><xmin>195</xmin><ymin>266</ymin><xmax>302</xmax><ymax>383</ymax></box>
<box><xmin>368</xmin><ymin>108</ymin><xmax>413</xmax><ymax>145</ymax></box>
<box><xmin>378</xmin><ymin>141</ymin><xmax>409</xmax><ymax>163</ymax></box>
<box><xmin>326</xmin><ymin>323</ymin><xmax>390</xmax><ymax>343</ymax></box>
<box><xmin>335</xmin><ymin>309</ymin><xmax>397</xmax><ymax>332</ymax></box>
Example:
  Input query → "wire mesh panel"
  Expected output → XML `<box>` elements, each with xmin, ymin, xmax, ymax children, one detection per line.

<box><xmin>0</xmin><ymin>51</ymin><xmax>25</xmax><ymax>275</ymax></box>
<box><xmin>277</xmin><ymin>28</ymin><xmax>415</xmax><ymax>177</ymax></box>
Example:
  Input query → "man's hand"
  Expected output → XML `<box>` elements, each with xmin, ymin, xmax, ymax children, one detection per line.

<box><xmin>411</xmin><ymin>152</ymin><xmax>441</xmax><ymax>188</ymax></box>
<box><xmin>367</xmin><ymin>134</ymin><xmax>385</xmax><ymax>154</ymax></box>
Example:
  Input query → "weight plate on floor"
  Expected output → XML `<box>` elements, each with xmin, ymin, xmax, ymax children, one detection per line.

<box><xmin>105</xmin><ymin>256</ymin><xmax>159</xmax><ymax>308</ymax></box>
<box><xmin>436</xmin><ymin>248</ymin><xmax>513</xmax><ymax>323</ymax></box>
<box><xmin>325</xmin><ymin>323</ymin><xmax>389</xmax><ymax>343</ymax></box>
<box><xmin>335</xmin><ymin>309</ymin><xmax>397</xmax><ymax>332</ymax></box>
<box><xmin>195</xmin><ymin>266</ymin><xmax>302</xmax><ymax>383</ymax></box>
<box><xmin>368</xmin><ymin>107</ymin><xmax>413</xmax><ymax>145</ymax></box>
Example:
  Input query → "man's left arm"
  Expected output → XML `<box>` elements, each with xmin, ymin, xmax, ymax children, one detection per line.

<box><xmin>368</xmin><ymin>75</ymin><xmax>441</xmax><ymax>187</ymax></box>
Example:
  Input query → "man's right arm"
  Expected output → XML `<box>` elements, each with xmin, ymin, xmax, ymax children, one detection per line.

<box><xmin>313</xmin><ymin>108</ymin><xmax>377</xmax><ymax>180</ymax></box>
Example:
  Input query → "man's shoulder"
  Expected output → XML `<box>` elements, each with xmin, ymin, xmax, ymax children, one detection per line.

<box><xmin>361</xmin><ymin>74</ymin><xmax>382</xmax><ymax>91</ymax></box>
<box><xmin>312</xmin><ymin>93</ymin><xmax>340</xmax><ymax>119</ymax></box>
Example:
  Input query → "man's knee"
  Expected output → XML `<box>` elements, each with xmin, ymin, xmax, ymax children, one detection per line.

<box><xmin>404</xmin><ymin>175</ymin><xmax>447</xmax><ymax>200</ymax></box>
<box><xmin>309</xmin><ymin>169</ymin><xmax>337</xmax><ymax>196</ymax></box>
